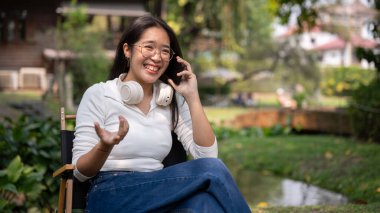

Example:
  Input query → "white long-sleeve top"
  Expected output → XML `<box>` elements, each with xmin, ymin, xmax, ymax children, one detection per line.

<box><xmin>72</xmin><ymin>78</ymin><xmax>218</xmax><ymax>181</ymax></box>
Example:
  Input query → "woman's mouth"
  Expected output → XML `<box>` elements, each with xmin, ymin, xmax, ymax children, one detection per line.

<box><xmin>144</xmin><ymin>64</ymin><xmax>160</xmax><ymax>74</ymax></box>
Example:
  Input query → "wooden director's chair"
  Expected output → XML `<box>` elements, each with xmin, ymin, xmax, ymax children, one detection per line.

<box><xmin>53</xmin><ymin>107</ymin><xmax>187</xmax><ymax>213</ymax></box>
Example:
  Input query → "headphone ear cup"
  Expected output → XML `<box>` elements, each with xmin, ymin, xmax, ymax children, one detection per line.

<box><xmin>118</xmin><ymin>80</ymin><xmax>144</xmax><ymax>105</ymax></box>
<box><xmin>156</xmin><ymin>83</ymin><xmax>173</xmax><ymax>106</ymax></box>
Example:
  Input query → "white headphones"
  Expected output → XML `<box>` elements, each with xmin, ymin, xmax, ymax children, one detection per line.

<box><xmin>117</xmin><ymin>74</ymin><xmax>173</xmax><ymax>106</ymax></box>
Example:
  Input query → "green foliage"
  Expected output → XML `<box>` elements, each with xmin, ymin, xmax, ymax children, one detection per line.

<box><xmin>293</xmin><ymin>91</ymin><xmax>307</xmax><ymax>108</ymax></box>
<box><xmin>275</xmin><ymin>0</ymin><xmax>319</xmax><ymax>28</ymax></box>
<box><xmin>277</xmin><ymin>43</ymin><xmax>320</xmax><ymax>94</ymax></box>
<box><xmin>321</xmin><ymin>67</ymin><xmax>376</xmax><ymax>96</ymax></box>
<box><xmin>57</xmin><ymin>0</ymin><xmax>111</xmax><ymax>103</ymax></box>
<box><xmin>0</xmin><ymin>156</ymin><xmax>45</xmax><ymax>211</ymax></box>
<box><xmin>349</xmin><ymin>80</ymin><xmax>380</xmax><ymax>143</ymax></box>
<box><xmin>219</xmin><ymin>135</ymin><xmax>380</xmax><ymax>204</ymax></box>
<box><xmin>213</xmin><ymin>123</ymin><xmax>291</xmax><ymax>141</ymax></box>
<box><xmin>0</xmin><ymin>115</ymin><xmax>61</xmax><ymax>211</ymax></box>
<box><xmin>355</xmin><ymin>1</ymin><xmax>380</xmax><ymax>75</ymax></box>
<box><xmin>199</xmin><ymin>84</ymin><xmax>230</xmax><ymax>95</ymax></box>
<box><xmin>166</xmin><ymin>0</ymin><xmax>276</xmax><ymax>67</ymax></box>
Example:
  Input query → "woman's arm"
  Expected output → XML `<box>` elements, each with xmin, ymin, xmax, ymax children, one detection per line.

<box><xmin>168</xmin><ymin>56</ymin><xmax>215</xmax><ymax>147</ymax></box>
<box><xmin>75</xmin><ymin>116</ymin><xmax>129</xmax><ymax>177</ymax></box>
<box><xmin>72</xmin><ymin>85</ymin><xmax>129</xmax><ymax>180</ymax></box>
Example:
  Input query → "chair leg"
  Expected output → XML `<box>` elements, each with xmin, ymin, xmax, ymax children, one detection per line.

<box><xmin>58</xmin><ymin>179</ymin><xmax>66</xmax><ymax>213</ymax></box>
<box><xmin>65</xmin><ymin>179</ymin><xmax>73</xmax><ymax>213</ymax></box>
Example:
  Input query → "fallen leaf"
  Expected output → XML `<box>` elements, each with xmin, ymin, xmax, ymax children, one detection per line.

<box><xmin>256</xmin><ymin>202</ymin><xmax>269</xmax><ymax>207</ymax></box>
<box><xmin>325</xmin><ymin>151</ymin><xmax>333</xmax><ymax>159</ymax></box>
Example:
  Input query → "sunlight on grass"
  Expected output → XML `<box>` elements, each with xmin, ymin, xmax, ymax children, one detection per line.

<box><xmin>0</xmin><ymin>91</ymin><xmax>61</xmax><ymax>116</ymax></box>
<box><xmin>0</xmin><ymin>91</ymin><xmax>42</xmax><ymax>102</ymax></box>
<box><xmin>317</xmin><ymin>96</ymin><xmax>348</xmax><ymax>108</ymax></box>
<box><xmin>204</xmin><ymin>107</ymin><xmax>251</xmax><ymax>124</ymax></box>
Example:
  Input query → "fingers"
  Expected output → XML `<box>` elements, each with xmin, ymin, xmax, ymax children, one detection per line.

<box><xmin>118</xmin><ymin>115</ymin><xmax>129</xmax><ymax>139</ymax></box>
<box><xmin>176</xmin><ymin>56</ymin><xmax>195</xmax><ymax>80</ymax></box>
<box><xmin>94</xmin><ymin>122</ymin><xmax>103</xmax><ymax>138</ymax></box>
<box><xmin>177</xmin><ymin>70</ymin><xmax>196</xmax><ymax>80</ymax></box>
<box><xmin>176</xmin><ymin>56</ymin><xmax>192</xmax><ymax>72</ymax></box>
<box><xmin>94</xmin><ymin>116</ymin><xmax>129</xmax><ymax>145</ymax></box>
<box><xmin>168</xmin><ymin>79</ymin><xmax>178</xmax><ymax>90</ymax></box>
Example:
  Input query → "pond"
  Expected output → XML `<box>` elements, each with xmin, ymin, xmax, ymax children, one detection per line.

<box><xmin>236</xmin><ymin>170</ymin><xmax>348</xmax><ymax>207</ymax></box>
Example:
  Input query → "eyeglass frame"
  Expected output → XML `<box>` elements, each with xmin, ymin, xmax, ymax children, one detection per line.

<box><xmin>132</xmin><ymin>42</ymin><xmax>175</xmax><ymax>61</ymax></box>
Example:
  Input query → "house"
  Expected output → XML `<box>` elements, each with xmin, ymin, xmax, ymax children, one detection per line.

<box><xmin>276</xmin><ymin>0</ymin><xmax>378</xmax><ymax>68</ymax></box>
<box><xmin>0</xmin><ymin>0</ymin><xmax>163</xmax><ymax>91</ymax></box>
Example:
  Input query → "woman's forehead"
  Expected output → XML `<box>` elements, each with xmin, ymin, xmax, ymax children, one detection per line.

<box><xmin>138</xmin><ymin>27</ymin><xmax>170</xmax><ymax>45</ymax></box>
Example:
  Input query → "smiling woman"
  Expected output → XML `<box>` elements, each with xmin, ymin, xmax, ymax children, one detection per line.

<box><xmin>72</xmin><ymin>14</ymin><xmax>251</xmax><ymax>212</ymax></box>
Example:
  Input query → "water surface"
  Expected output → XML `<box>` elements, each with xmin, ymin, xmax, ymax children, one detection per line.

<box><xmin>235</xmin><ymin>170</ymin><xmax>348</xmax><ymax>207</ymax></box>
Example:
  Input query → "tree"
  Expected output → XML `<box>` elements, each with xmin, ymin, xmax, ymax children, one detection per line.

<box><xmin>356</xmin><ymin>0</ymin><xmax>380</xmax><ymax>76</ymax></box>
<box><xmin>53</xmin><ymin>0</ymin><xmax>110</xmax><ymax>110</ymax></box>
<box><xmin>165</xmin><ymin>0</ymin><xmax>282</xmax><ymax>97</ymax></box>
<box><xmin>165</xmin><ymin>0</ymin><xmax>277</xmax><ymax>64</ymax></box>
<box><xmin>350</xmin><ymin>1</ymin><xmax>380</xmax><ymax>143</ymax></box>
<box><xmin>275</xmin><ymin>0</ymin><xmax>380</xmax><ymax>142</ymax></box>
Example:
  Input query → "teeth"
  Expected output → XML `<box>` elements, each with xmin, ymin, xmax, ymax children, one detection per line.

<box><xmin>145</xmin><ymin>65</ymin><xmax>159</xmax><ymax>72</ymax></box>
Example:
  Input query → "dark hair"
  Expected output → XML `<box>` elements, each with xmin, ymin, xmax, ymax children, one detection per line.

<box><xmin>109</xmin><ymin>14</ymin><xmax>183</xmax><ymax>128</ymax></box>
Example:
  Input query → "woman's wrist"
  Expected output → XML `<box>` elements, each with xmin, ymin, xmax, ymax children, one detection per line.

<box><xmin>96</xmin><ymin>142</ymin><xmax>114</xmax><ymax>153</ymax></box>
<box><xmin>183</xmin><ymin>91</ymin><xmax>200</xmax><ymax>104</ymax></box>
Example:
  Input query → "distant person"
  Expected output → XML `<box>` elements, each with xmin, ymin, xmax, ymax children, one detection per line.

<box><xmin>233</xmin><ymin>92</ymin><xmax>245</xmax><ymax>106</ymax></box>
<box><xmin>72</xmin><ymin>14</ymin><xmax>251</xmax><ymax>212</ymax></box>
<box><xmin>276</xmin><ymin>88</ymin><xmax>296</xmax><ymax>109</ymax></box>
<box><xmin>245</xmin><ymin>92</ymin><xmax>256</xmax><ymax>107</ymax></box>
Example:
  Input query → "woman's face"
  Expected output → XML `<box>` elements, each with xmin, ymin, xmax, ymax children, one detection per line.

<box><xmin>124</xmin><ymin>26</ymin><xmax>171</xmax><ymax>85</ymax></box>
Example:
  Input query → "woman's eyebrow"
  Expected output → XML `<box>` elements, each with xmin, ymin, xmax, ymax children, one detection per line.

<box><xmin>141</xmin><ymin>40</ymin><xmax>170</xmax><ymax>48</ymax></box>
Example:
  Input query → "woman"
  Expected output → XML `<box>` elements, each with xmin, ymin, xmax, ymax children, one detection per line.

<box><xmin>72</xmin><ymin>14</ymin><xmax>251</xmax><ymax>212</ymax></box>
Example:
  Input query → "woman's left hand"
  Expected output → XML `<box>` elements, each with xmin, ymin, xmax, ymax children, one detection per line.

<box><xmin>168</xmin><ymin>56</ymin><xmax>199</xmax><ymax>101</ymax></box>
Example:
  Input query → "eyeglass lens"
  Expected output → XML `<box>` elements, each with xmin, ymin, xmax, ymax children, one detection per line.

<box><xmin>139</xmin><ymin>44</ymin><xmax>174</xmax><ymax>61</ymax></box>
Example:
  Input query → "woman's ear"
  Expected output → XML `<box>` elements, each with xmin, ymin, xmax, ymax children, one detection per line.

<box><xmin>123</xmin><ymin>43</ymin><xmax>131</xmax><ymax>58</ymax></box>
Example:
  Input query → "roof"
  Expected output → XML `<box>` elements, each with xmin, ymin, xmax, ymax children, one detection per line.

<box><xmin>311</xmin><ymin>35</ymin><xmax>378</xmax><ymax>51</ymax></box>
<box><xmin>57</xmin><ymin>2</ymin><xmax>149</xmax><ymax>17</ymax></box>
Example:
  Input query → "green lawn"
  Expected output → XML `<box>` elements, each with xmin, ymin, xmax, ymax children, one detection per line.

<box><xmin>204</xmin><ymin>95</ymin><xmax>349</xmax><ymax>123</ymax></box>
<box><xmin>204</xmin><ymin>106</ymin><xmax>251</xmax><ymax>124</ymax></box>
<box><xmin>218</xmin><ymin>134</ymin><xmax>380</xmax><ymax>212</ymax></box>
<box><xmin>0</xmin><ymin>91</ymin><xmax>60</xmax><ymax>119</ymax></box>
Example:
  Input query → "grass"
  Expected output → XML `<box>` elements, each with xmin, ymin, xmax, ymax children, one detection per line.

<box><xmin>311</xmin><ymin>96</ymin><xmax>349</xmax><ymax>108</ymax></box>
<box><xmin>204</xmin><ymin>106</ymin><xmax>251</xmax><ymax>124</ymax></box>
<box><xmin>256</xmin><ymin>203</ymin><xmax>380</xmax><ymax>213</ymax></box>
<box><xmin>204</xmin><ymin>94</ymin><xmax>349</xmax><ymax>123</ymax></box>
<box><xmin>218</xmin><ymin>134</ymin><xmax>380</xmax><ymax>212</ymax></box>
<box><xmin>0</xmin><ymin>91</ymin><xmax>61</xmax><ymax>118</ymax></box>
<box><xmin>0</xmin><ymin>90</ymin><xmax>42</xmax><ymax>101</ymax></box>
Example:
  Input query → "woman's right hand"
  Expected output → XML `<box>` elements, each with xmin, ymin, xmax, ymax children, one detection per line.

<box><xmin>94</xmin><ymin>115</ymin><xmax>129</xmax><ymax>147</ymax></box>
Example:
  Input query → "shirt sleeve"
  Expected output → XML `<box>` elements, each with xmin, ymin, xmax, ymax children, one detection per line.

<box><xmin>72</xmin><ymin>83</ymin><xmax>107</xmax><ymax>181</ymax></box>
<box><xmin>174</xmin><ymin>95</ymin><xmax>218</xmax><ymax>159</ymax></box>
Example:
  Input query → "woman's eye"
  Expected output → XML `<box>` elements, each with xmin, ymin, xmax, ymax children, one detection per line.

<box><xmin>162</xmin><ymin>49</ymin><xmax>170</xmax><ymax>54</ymax></box>
<box><xmin>143</xmin><ymin>45</ymin><xmax>155</xmax><ymax>51</ymax></box>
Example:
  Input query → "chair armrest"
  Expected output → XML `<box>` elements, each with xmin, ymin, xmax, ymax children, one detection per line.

<box><xmin>53</xmin><ymin>164</ymin><xmax>76</xmax><ymax>177</ymax></box>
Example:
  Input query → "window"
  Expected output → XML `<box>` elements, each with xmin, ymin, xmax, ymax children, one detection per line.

<box><xmin>0</xmin><ymin>10</ymin><xmax>27</xmax><ymax>43</ymax></box>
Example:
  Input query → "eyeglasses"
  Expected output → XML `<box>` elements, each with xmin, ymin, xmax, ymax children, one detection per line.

<box><xmin>133</xmin><ymin>43</ymin><xmax>175</xmax><ymax>61</ymax></box>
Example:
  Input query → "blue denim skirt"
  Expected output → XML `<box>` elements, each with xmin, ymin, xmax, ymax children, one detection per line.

<box><xmin>86</xmin><ymin>158</ymin><xmax>251</xmax><ymax>213</ymax></box>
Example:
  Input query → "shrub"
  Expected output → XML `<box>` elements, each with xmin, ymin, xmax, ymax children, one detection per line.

<box><xmin>321</xmin><ymin>66</ymin><xmax>376</xmax><ymax>96</ymax></box>
<box><xmin>0</xmin><ymin>156</ymin><xmax>45</xmax><ymax>211</ymax></box>
<box><xmin>57</xmin><ymin>1</ymin><xmax>111</xmax><ymax>104</ymax></box>
<box><xmin>349</xmin><ymin>80</ymin><xmax>380</xmax><ymax>143</ymax></box>
<box><xmin>0</xmin><ymin>115</ymin><xmax>61</xmax><ymax>211</ymax></box>
<box><xmin>212</xmin><ymin>123</ymin><xmax>292</xmax><ymax>141</ymax></box>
